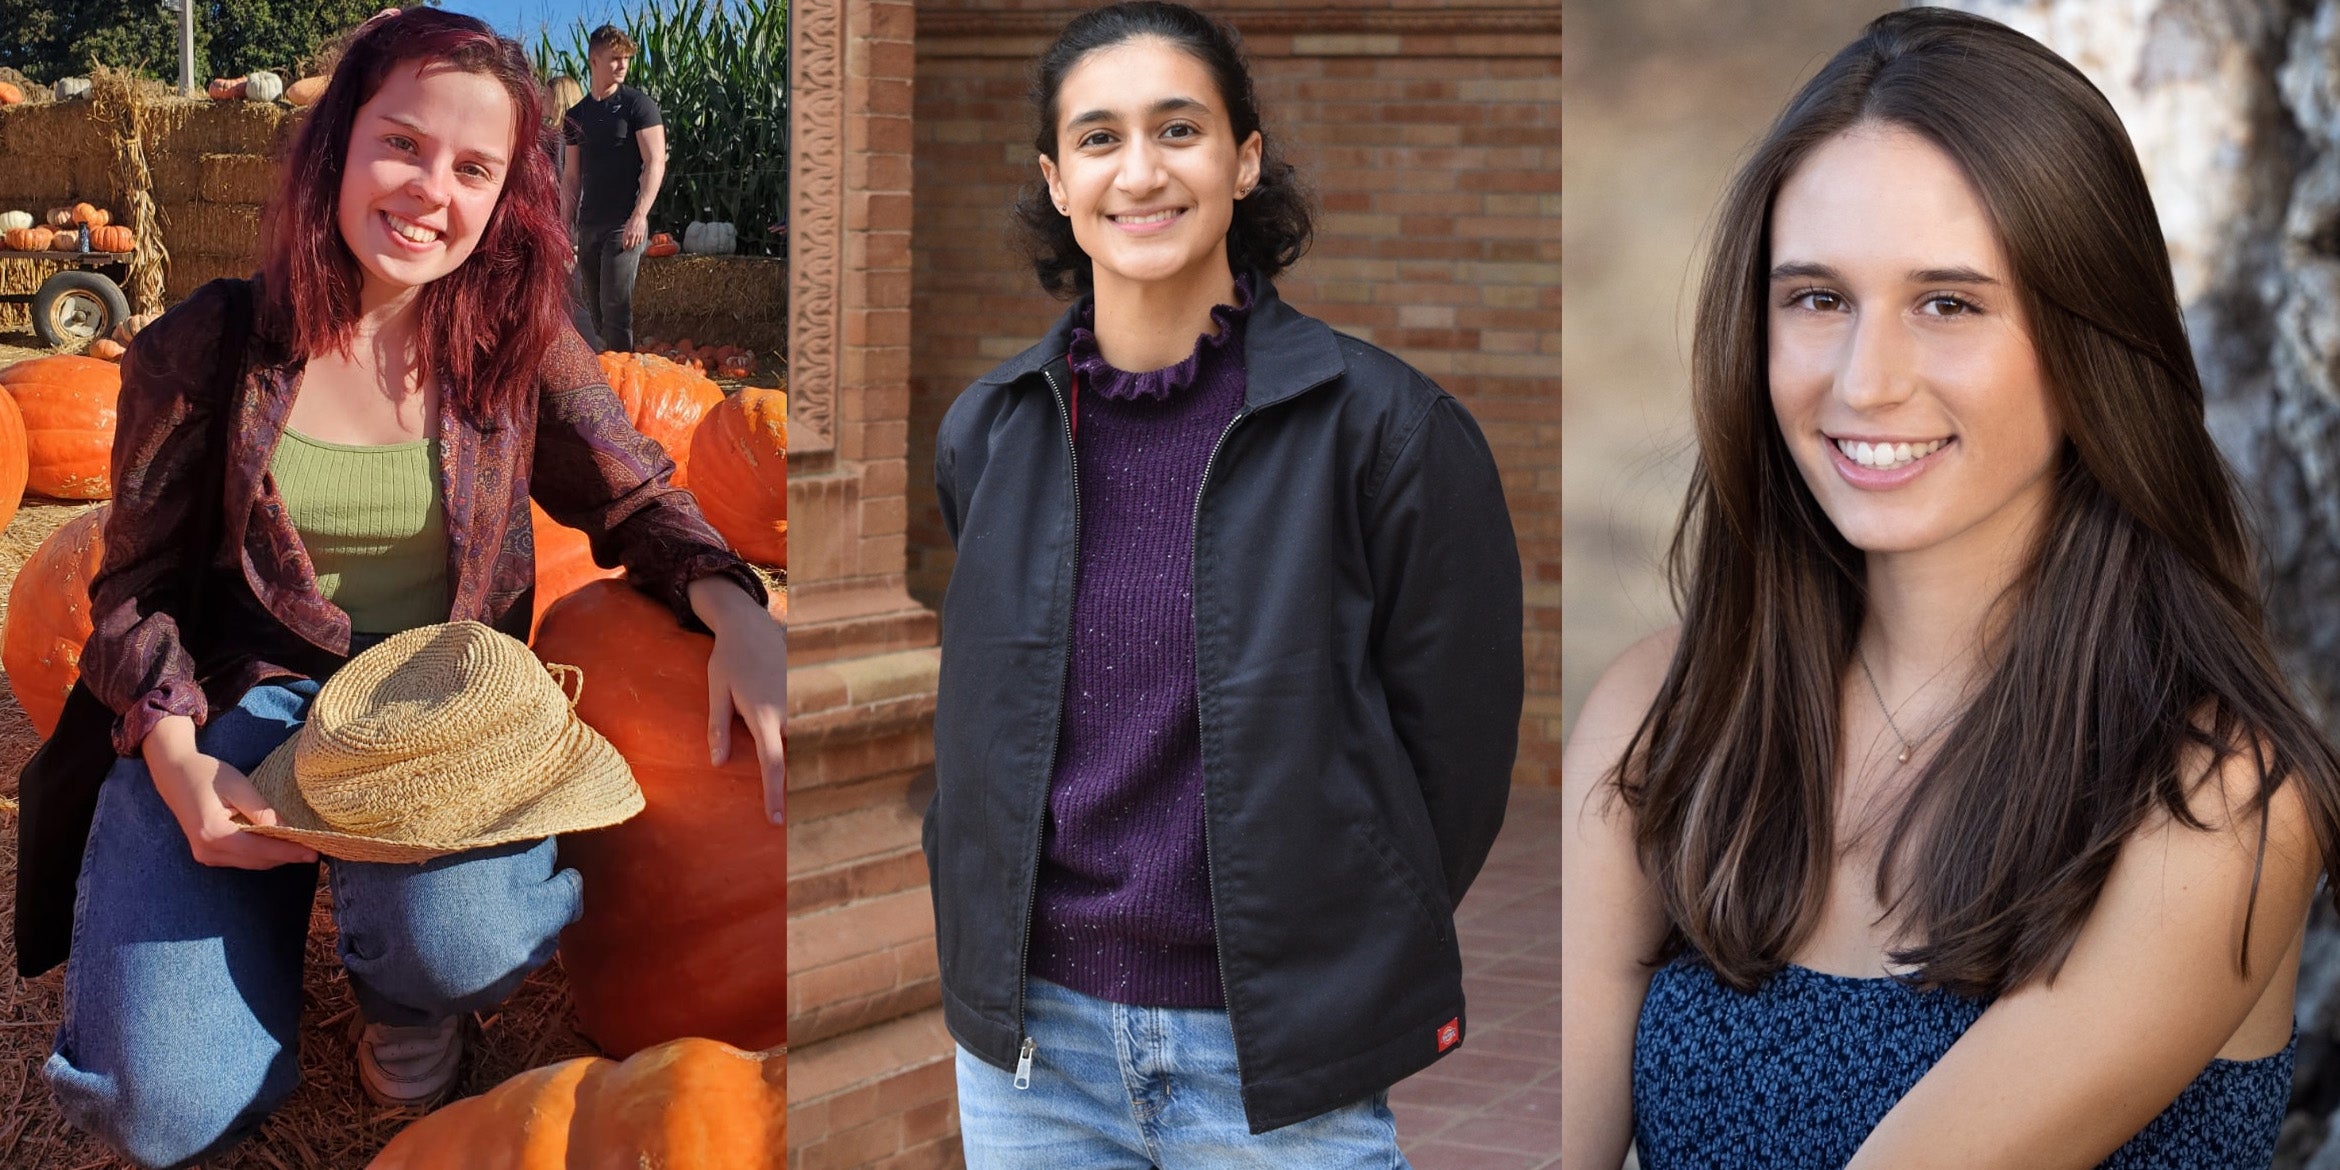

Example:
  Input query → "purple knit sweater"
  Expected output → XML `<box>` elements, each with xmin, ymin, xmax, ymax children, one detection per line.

<box><xmin>1026</xmin><ymin>277</ymin><xmax>1255</xmax><ymax>1008</ymax></box>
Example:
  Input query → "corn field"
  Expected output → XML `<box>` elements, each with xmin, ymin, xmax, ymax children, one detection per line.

<box><xmin>534</xmin><ymin>0</ymin><xmax>788</xmax><ymax>258</ymax></box>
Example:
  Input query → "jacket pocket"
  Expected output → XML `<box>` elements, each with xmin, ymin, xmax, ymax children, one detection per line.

<box><xmin>1353</xmin><ymin>818</ymin><xmax>1451</xmax><ymax>942</ymax></box>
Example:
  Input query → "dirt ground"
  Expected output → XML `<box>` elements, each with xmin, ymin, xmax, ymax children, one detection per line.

<box><xmin>0</xmin><ymin>333</ymin><xmax>601</xmax><ymax>1169</ymax></box>
<box><xmin>1560</xmin><ymin>0</ymin><xmax>1893</xmax><ymax>739</ymax></box>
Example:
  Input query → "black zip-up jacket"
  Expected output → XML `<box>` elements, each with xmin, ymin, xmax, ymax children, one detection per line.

<box><xmin>926</xmin><ymin>278</ymin><xmax>1524</xmax><ymax>1133</ymax></box>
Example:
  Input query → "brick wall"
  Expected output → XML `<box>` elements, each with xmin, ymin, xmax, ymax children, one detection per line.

<box><xmin>908</xmin><ymin>1</ymin><xmax>1562</xmax><ymax>785</ymax></box>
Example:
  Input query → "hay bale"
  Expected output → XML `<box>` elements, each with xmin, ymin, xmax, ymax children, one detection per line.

<box><xmin>156</xmin><ymin>201</ymin><xmax>261</xmax><ymax>261</ymax></box>
<box><xmin>200</xmin><ymin>153</ymin><xmax>279</xmax><ymax>205</ymax></box>
<box><xmin>145</xmin><ymin>98</ymin><xmax>289</xmax><ymax>161</ymax></box>
<box><xmin>0</xmin><ymin>102</ymin><xmax>108</xmax><ymax>158</ymax></box>
<box><xmin>68</xmin><ymin>154</ymin><xmax>122</xmax><ymax>206</ymax></box>
<box><xmin>164</xmin><ymin>254</ymin><xmax>256</xmax><ymax>301</ymax></box>
<box><xmin>148</xmin><ymin>152</ymin><xmax>201</xmax><ymax>202</ymax></box>
<box><xmin>632</xmin><ymin>255</ymin><xmax>790</xmax><ymax>354</ymax></box>
<box><xmin>0</xmin><ymin>257</ymin><xmax>72</xmax><ymax>336</ymax></box>
<box><xmin>0</xmin><ymin>154</ymin><xmax>77</xmax><ymax>210</ymax></box>
<box><xmin>0</xmin><ymin>257</ymin><xmax>69</xmax><ymax>298</ymax></box>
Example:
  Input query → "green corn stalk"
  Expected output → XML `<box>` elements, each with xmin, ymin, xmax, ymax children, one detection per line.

<box><xmin>534</xmin><ymin>0</ymin><xmax>788</xmax><ymax>257</ymax></box>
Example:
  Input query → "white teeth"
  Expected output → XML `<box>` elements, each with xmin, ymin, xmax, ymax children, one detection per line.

<box><xmin>1114</xmin><ymin>210</ymin><xmax>1178</xmax><ymax>224</ymax></box>
<box><xmin>386</xmin><ymin>213</ymin><xmax>440</xmax><ymax>244</ymax></box>
<box><xmin>1834</xmin><ymin>437</ymin><xmax>1945</xmax><ymax>470</ymax></box>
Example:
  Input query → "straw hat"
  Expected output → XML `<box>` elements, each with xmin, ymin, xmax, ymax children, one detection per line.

<box><xmin>245</xmin><ymin>621</ymin><xmax>643</xmax><ymax>863</ymax></box>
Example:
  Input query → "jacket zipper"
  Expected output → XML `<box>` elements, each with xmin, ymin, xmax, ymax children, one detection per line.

<box><xmin>1014</xmin><ymin>359</ymin><xmax>1080</xmax><ymax>1090</ymax></box>
<box><xmin>1191</xmin><ymin>404</ymin><xmax>1252</xmax><ymax>1096</ymax></box>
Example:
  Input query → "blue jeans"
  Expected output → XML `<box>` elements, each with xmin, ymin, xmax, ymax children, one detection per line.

<box><xmin>44</xmin><ymin>679</ymin><xmax>584</xmax><ymax>1169</ymax></box>
<box><xmin>956</xmin><ymin>977</ymin><xmax>1409</xmax><ymax>1169</ymax></box>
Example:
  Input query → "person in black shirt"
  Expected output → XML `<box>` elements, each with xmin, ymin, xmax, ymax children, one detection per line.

<box><xmin>559</xmin><ymin>25</ymin><xmax>665</xmax><ymax>352</ymax></box>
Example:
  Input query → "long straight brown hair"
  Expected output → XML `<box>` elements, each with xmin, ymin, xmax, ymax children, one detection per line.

<box><xmin>1618</xmin><ymin>6</ymin><xmax>2340</xmax><ymax>998</ymax></box>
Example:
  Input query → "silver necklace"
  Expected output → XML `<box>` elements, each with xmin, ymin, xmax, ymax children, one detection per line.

<box><xmin>1857</xmin><ymin>651</ymin><xmax>1939</xmax><ymax>766</ymax></box>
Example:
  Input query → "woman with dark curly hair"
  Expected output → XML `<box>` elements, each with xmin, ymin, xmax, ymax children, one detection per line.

<box><xmin>925</xmin><ymin>3</ymin><xmax>1523</xmax><ymax>1164</ymax></box>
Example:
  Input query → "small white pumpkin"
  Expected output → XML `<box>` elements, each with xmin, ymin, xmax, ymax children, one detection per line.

<box><xmin>682</xmin><ymin>221</ymin><xmax>737</xmax><ymax>255</ymax></box>
<box><xmin>0</xmin><ymin>211</ymin><xmax>31</xmax><ymax>234</ymax></box>
<box><xmin>245</xmin><ymin>70</ymin><xmax>284</xmax><ymax>103</ymax></box>
<box><xmin>53</xmin><ymin>77</ymin><xmax>91</xmax><ymax>101</ymax></box>
<box><xmin>44</xmin><ymin>207</ymin><xmax>72</xmax><ymax>228</ymax></box>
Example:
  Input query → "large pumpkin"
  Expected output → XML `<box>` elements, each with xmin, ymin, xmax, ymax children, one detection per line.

<box><xmin>529</xmin><ymin>501</ymin><xmax>620</xmax><ymax>633</ymax></box>
<box><xmin>0</xmin><ymin>391</ymin><xmax>27</xmax><ymax>534</ymax></box>
<box><xmin>0</xmin><ymin>356</ymin><xmax>119</xmax><ymax>499</ymax></box>
<box><xmin>532</xmin><ymin>578</ymin><xmax>787</xmax><ymax>1057</ymax></box>
<box><xmin>90</xmin><ymin>224</ymin><xmax>133</xmax><ymax>254</ymax></box>
<box><xmin>686</xmin><ymin>388</ymin><xmax>786</xmax><ymax>569</ymax></box>
<box><xmin>595</xmin><ymin>352</ymin><xmax>722</xmax><ymax>487</ymax></box>
<box><xmin>366</xmin><ymin>1037</ymin><xmax>784</xmax><ymax>1170</ymax></box>
<box><xmin>3</xmin><ymin>506</ymin><xmax>107</xmax><ymax>737</ymax></box>
<box><xmin>4</xmin><ymin>225</ymin><xmax>54</xmax><ymax>252</ymax></box>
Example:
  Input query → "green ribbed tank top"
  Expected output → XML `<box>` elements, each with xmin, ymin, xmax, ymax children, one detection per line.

<box><xmin>269</xmin><ymin>428</ymin><xmax>451</xmax><ymax>635</ymax></box>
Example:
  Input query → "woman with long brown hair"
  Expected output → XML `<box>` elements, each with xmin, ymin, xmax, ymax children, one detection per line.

<box><xmin>1562</xmin><ymin>8</ymin><xmax>2340</xmax><ymax>1167</ymax></box>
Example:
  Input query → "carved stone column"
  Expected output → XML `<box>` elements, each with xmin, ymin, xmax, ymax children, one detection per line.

<box><xmin>785</xmin><ymin>0</ymin><xmax>954</xmax><ymax>1165</ymax></box>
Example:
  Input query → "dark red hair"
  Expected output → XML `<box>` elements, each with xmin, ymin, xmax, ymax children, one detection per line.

<box><xmin>260</xmin><ymin>8</ymin><xmax>571</xmax><ymax>423</ymax></box>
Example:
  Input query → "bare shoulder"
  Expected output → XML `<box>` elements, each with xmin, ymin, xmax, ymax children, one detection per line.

<box><xmin>1562</xmin><ymin>624</ymin><xmax>1682</xmax><ymax>813</ymax></box>
<box><xmin>2146</xmin><ymin>724</ymin><xmax>2322</xmax><ymax>880</ymax></box>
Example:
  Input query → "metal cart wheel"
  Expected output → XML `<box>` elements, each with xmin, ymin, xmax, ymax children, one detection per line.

<box><xmin>31</xmin><ymin>270</ymin><xmax>129</xmax><ymax>348</ymax></box>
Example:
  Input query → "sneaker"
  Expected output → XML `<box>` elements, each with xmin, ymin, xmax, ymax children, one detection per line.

<box><xmin>355</xmin><ymin>1015</ymin><xmax>463</xmax><ymax>1107</ymax></box>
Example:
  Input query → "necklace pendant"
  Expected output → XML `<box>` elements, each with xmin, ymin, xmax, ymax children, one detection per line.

<box><xmin>1897</xmin><ymin>747</ymin><xmax>1912</xmax><ymax>764</ymax></box>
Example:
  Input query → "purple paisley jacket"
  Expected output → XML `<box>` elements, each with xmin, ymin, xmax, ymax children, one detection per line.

<box><xmin>84</xmin><ymin>276</ymin><xmax>767</xmax><ymax>756</ymax></box>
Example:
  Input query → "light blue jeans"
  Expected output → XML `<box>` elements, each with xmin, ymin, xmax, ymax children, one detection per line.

<box><xmin>956</xmin><ymin>977</ymin><xmax>1410</xmax><ymax>1169</ymax></box>
<box><xmin>43</xmin><ymin>678</ymin><xmax>583</xmax><ymax>1170</ymax></box>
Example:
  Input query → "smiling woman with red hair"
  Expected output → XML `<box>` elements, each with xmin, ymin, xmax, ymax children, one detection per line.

<box><xmin>35</xmin><ymin>10</ymin><xmax>787</xmax><ymax>1167</ymax></box>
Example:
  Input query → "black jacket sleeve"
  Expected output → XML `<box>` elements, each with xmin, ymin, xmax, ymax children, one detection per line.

<box><xmin>1364</xmin><ymin>390</ymin><xmax>1523</xmax><ymax>904</ymax></box>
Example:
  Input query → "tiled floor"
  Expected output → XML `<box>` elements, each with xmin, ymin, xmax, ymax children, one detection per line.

<box><xmin>1392</xmin><ymin>785</ymin><xmax>1562</xmax><ymax>1169</ymax></box>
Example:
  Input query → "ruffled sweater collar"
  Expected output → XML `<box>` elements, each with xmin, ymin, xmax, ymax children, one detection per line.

<box><xmin>1068</xmin><ymin>273</ymin><xmax>1255</xmax><ymax>402</ymax></box>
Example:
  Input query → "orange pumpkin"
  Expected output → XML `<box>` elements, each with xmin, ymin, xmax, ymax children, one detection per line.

<box><xmin>3</xmin><ymin>226</ymin><xmax>53</xmax><ymax>252</ymax></box>
<box><xmin>365</xmin><ymin>1037</ymin><xmax>785</xmax><ymax>1170</ymax></box>
<box><xmin>686</xmin><ymin>388</ymin><xmax>786</xmax><ymax>569</ymax></box>
<box><xmin>0</xmin><ymin>82</ymin><xmax>22</xmax><ymax>106</ymax></box>
<box><xmin>532</xmin><ymin>579</ymin><xmax>788</xmax><ymax>1057</ymax></box>
<box><xmin>285</xmin><ymin>76</ymin><xmax>327</xmax><ymax>107</ymax></box>
<box><xmin>0</xmin><ymin>391</ymin><xmax>27</xmax><ymax>533</ymax></box>
<box><xmin>595</xmin><ymin>352</ymin><xmax>722</xmax><ymax>488</ymax></box>
<box><xmin>88</xmin><ymin>339</ymin><xmax>124</xmax><ymax>361</ymax></box>
<box><xmin>207</xmin><ymin>77</ymin><xmax>246</xmax><ymax>101</ymax></box>
<box><xmin>90</xmin><ymin>224</ymin><xmax>133</xmax><ymax>253</ymax></box>
<box><xmin>69</xmin><ymin>203</ymin><xmax>108</xmax><ymax>228</ymax></box>
<box><xmin>0</xmin><ymin>356</ymin><xmax>121</xmax><ymax>499</ymax></box>
<box><xmin>528</xmin><ymin>501</ymin><xmax>620</xmax><ymax>633</ymax></box>
<box><xmin>645</xmin><ymin>232</ymin><xmax>679</xmax><ymax>257</ymax></box>
<box><xmin>3</xmin><ymin>506</ymin><xmax>107</xmax><ymax>737</ymax></box>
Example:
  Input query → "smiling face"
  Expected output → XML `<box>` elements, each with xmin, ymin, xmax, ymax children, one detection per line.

<box><xmin>1767</xmin><ymin>123</ymin><xmax>2063</xmax><ymax>563</ymax></box>
<box><xmin>1039</xmin><ymin>35</ymin><xmax>1261</xmax><ymax>297</ymax></box>
<box><xmin>335</xmin><ymin>60</ymin><xmax>517</xmax><ymax>303</ymax></box>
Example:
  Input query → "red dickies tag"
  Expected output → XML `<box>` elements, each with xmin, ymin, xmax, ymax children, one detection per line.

<box><xmin>1437</xmin><ymin>1018</ymin><xmax>1461</xmax><ymax>1052</ymax></box>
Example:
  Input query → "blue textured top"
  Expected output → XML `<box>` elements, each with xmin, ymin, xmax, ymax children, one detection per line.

<box><xmin>1633</xmin><ymin>954</ymin><xmax>2294</xmax><ymax>1169</ymax></box>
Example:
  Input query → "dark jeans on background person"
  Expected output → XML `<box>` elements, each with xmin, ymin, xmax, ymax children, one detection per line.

<box><xmin>576</xmin><ymin>220</ymin><xmax>646</xmax><ymax>352</ymax></box>
<box><xmin>567</xmin><ymin>261</ymin><xmax>602</xmax><ymax>351</ymax></box>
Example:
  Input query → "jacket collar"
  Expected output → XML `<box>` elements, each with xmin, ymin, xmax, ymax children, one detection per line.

<box><xmin>974</xmin><ymin>273</ymin><xmax>1346</xmax><ymax>411</ymax></box>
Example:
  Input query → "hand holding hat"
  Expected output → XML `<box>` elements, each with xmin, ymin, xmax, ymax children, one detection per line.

<box><xmin>243</xmin><ymin>621</ymin><xmax>643</xmax><ymax>862</ymax></box>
